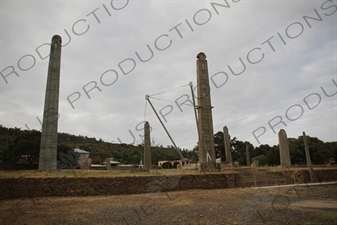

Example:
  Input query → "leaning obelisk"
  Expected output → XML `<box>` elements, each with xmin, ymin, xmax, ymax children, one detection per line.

<box><xmin>196</xmin><ymin>52</ymin><xmax>215</xmax><ymax>163</ymax></box>
<box><xmin>39</xmin><ymin>35</ymin><xmax>62</xmax><ymax>170</ymax></box>
<box><xmin>303</xmin><ymin>131</ymin><xmax>313</xmax><ymax>182</ymax></box>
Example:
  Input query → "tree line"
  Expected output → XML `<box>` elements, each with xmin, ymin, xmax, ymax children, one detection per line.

<box><xmin>0</xmin><ymin>125</ymin><xmax>335</xmax><ymax>167</ymax></box>
<box><xmin>0</xmin><ymin>126</ymin><xmax>195</xmax><ymax>166</ymax></box>
<box><xmin>212</xmin><ymin>131</ymin><xmax>336</xmax><ymax>166</ymax></box>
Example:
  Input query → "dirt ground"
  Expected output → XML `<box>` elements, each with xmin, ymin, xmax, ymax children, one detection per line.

<box><xmin>0</xmin><ymin>184</ymin><xmax>336</xmax><ymax>225</ymax></box>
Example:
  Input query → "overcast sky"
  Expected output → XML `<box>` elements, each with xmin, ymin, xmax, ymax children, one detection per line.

<box><xmin>1</xmin><ymin>0</ymin><xmax>336</xmax><ymax>150</ymax></box>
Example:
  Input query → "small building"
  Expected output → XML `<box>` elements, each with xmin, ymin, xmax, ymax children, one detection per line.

<box><xmin>74</xmin><ymin>148</ymin><xmax>91</xmax><ymax>169</ymax></box>
<box><xmin>158</xmin><ymin>158</ymin><xmax>189</xmax><ymax>169</ymax></box>
<box><xmin>103</xmin><ymin>159</ymin><xmax>121</xmax><ymax>167</ymax></box>
<box><xmin>91</xmin><ymin>158</ymin><xmax>122</xmax><ymax>170</ymax></box>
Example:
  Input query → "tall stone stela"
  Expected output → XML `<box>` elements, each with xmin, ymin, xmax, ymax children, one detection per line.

<box><xmin>278</xmin><ymin>129</ymin><xmax>291</xmax><ymax>167</ymax></box>
<box><xmin>246</xmin><ymin>142</ymin><xmax>250</xmax><ymax>166</ymax></box>
<box><xmin>196</xmin><ymin>52</ymin><xmax>215</xmax><ymax>163</ymax></box>
<box><xmin>223</xmin><ymin>126</ymin><xmax>232</xmax><ymax>163</ymax></box>
<box><xmin>39</xmin><ymin>35</ymin><xmax>62</xmax><ymax>170</ymax></box>
<box><xmin>105</xmin><ymin>158</ymin><xmax>112</xmax><ymax>170</ymax></box>
<box><xmin>144</xmin><ymin>121</ymin><xmax>152</xmax><ymax>171</ymax></box>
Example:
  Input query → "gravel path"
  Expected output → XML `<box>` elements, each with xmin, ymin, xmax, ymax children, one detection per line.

<box><xmin>0</xmin><ymin>184</ymin><xmax>336</xmax><ymax>225</ymax></box>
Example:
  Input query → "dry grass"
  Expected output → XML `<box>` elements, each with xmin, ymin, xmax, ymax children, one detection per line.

<box><xmin>0</xmin><ymin>169</ymin><xmax>148</xmax><ymax>178</ymax></box>
<box><xmin>0</xmin><ymin>165</ymin><xmax>334</xmax><ymax>178</ymax></box>
<box><xmin>0</xmin><ymin>168</ymin><xmax>202</xmax><ymax>178</ymax></box>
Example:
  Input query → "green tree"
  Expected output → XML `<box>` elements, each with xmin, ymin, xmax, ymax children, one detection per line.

<box><xmin>288</xmin><ymin>137</ymin><xmax>306</xmax><ymax>165</ymax></box>
<box><xmin>213</xmin><ymin>131</ymin><xmax>225</xmax><ymax>160</ymax></box>
<box><xmin>324</xmin><ymin>141</ymin><xmax>337</xmax><ymax>163</ymax></box>
<box><xmin>266</xmin><ymin>145</ymin><xmax>280</xmax><ymax>165</ymax></box>
<box><xmin>303</xmin><ymin>136</ymin><xmax>332</xmax><ymax>164</ymax></box>
<box><xmin>78</xmin><ymin>145</ymin><xmax>92</xmax><ymax>152</ymax></box>
<box><xmin>57</xmin><ymin>144</ymin><xmax>73</xmax><ymax>153</ymax></box>
<box><xmin>288</xmin><ymin>135</ymin><xmax>334</xmax><ymax>165</ymax></box>
<box><xmin>212</xmin><ymin>133</ymin><xmax>254</xmax><ymax>165</ymax></box>
<box><xmin>231</xmin><ymin>137</ymin><xmax>246</xmax><ymax>165</ymax></box>
<box><xmin>133</xmin><ymin>154</ymin><xmax>141</xmax><ymax>164</ymax></box>
<box><xmin>254</xmin><ymin>144</ymin><xmax>271</xmax><ymax>157</ymax></box>
<box><xmin>181</xmin><ymin>149</ymin><xmax>197</xmax><ymax>161</ymax></box>
<box><xmin>129</xmin><ymin>149</ymin><xmax>141</xmax><ymax>164</ymax></box>
<box><xmin>0</xmin><ymin>130</ymin><xmax>41</xmax><ymax>168</ymax></box>
<box><xmin>152</xmin><ymin>148</ymin><xmax>166</xmax><ymax>165</ymax></box>
<box><xmin>252</xmin><ymin>155</ymin><xmax>267</xmax><ymax>166</ymax></box>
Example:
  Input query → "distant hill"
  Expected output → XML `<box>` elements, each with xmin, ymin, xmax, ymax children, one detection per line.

<box><xmin>0</xmin><ymin>125</ymin><xmax>196</xmax><ymax>165</ymax></box>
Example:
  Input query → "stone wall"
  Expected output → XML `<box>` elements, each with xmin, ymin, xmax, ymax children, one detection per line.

<box><xmin>1</xmin><ymin>169</ymin><xmax>336</xmax><ymax>201</ymax></box>
<box><xmin>0</xmin><ymin>173</ymin><xmax>239</xmax><ymax>201</ymax></box>
<box><xmin>293</xmin><ymin>168</ymin><xmax>337</xmax><ymax>183</ymax></box>
<box><xmin>200</xmin><ymin>163</ymin><xmax>216</xmax><ymax>172</ymax></box>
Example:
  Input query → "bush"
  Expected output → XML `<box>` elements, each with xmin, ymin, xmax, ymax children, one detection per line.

<box><xmin>252</xmin><ymin>155</ymin><xmax>267</xmax><ymax>166</ymax></box>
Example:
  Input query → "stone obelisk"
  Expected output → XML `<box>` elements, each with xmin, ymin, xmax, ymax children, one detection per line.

<box><xmin>303</xmin><ymin>131</ymin><xmax>313</xmax><ymax>182</ymax></box>
<box><xmin>39</xmin><ymin>35</ymin><xmax>62</xmax><ymax>170</ymax></box>
<box><xmin>196</xmin><ymin>52</ymin><xmax>215</xmax><ymax>163</ymax></box>
<box><xmin>246</xmin><ymin>142</ymin><xmax>250</xmax><ymax>166</ymax></box>
<box><xmin>144</xmin><ymin>121</ymin><xmax>152</xmax><ymax>171</ymax></box>
<box><xmin>278</xmin><ymin>129</ymin><xmax>291</xmax><ymax>167</ymax></box>
<box><xmin>223</xmin><ymin>126</ymin><xmax>232</xmax><ymax>163</ymax></box>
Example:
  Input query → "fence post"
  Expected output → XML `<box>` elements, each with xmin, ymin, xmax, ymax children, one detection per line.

<box><xmin>301</xmin><ymin>171</ymin><xmax>304</xmax><ymax>183</ymax></box>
